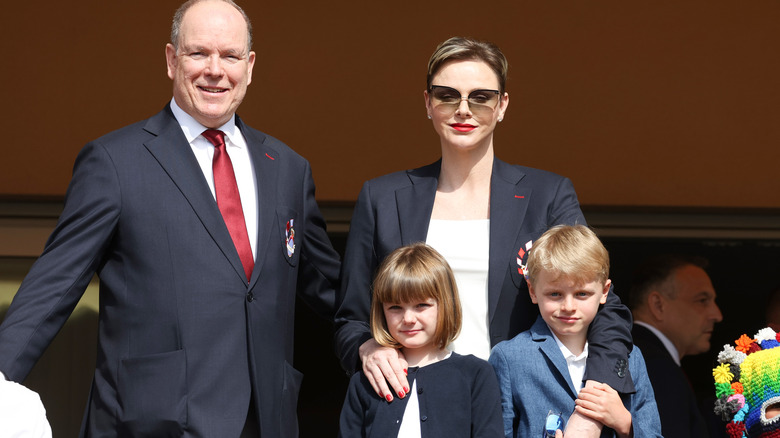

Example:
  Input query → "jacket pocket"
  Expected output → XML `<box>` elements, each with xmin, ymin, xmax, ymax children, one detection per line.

<box><xmin>117</xmin><ymin>349</ymin><xmax>187</xmax><ymax>437</ymax></box>
<box><xmin>279</xmin><ymin>361</ymin><xmax>303</xmax><ymax>437</ymax></box>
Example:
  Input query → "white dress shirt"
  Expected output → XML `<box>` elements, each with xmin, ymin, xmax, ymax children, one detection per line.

<box><xmin>551</xmin><ymin>330</ymin><xmax>589</xmax><ymax>394</ymax></box>
<box><xmin>169</xmin><ymin>98</ymin><xmax>258</xmax><ymax>260</ymax></box>
<box><xmin>635</xmin><ymin>321</ymin><xmax>682</xmax><ymax>365</ymax></box>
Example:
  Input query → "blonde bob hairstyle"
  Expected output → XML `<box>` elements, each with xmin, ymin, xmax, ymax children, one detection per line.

<box><xmin>526</xmin><ymin>225</ymin><xmax>610</xmax><ymax>287</ymax></box>
<box><xmin>370</xmin><ymin>243</ymin><xmax>462</xmax><ymax>350</ymax></box>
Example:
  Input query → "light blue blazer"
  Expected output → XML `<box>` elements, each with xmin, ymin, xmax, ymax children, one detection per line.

<box><xmin>489</xmin><ymin>317</ymin><xmax>662</xmax><ymax>438</ymax></box>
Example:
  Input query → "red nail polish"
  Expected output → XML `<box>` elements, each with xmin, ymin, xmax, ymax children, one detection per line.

<box><xmin>385</xmin><ymin>394</ymin><xmax>392</xmax><ymax>402</ymax></box>
<box><xmin>403</xmin><ymin>368</ymin><xmax>408</xmax><ymax>375</ymax></box>
<box><xmin>398</xmin><ymin>390</ymin><xmax>405</xmax><ymax>398</ymax></box>
<box><xmin>404</xmin><ymin>386</ymin><xmax>410</xmax><ymax>394</ymax></box>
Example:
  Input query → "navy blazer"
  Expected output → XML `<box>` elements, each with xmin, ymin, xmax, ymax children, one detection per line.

<box><xmin>0</xmin><ymin>105</ymin><xmax>340</xmax><ymax>437</ymax></box>
<box><xmin>632</xmin><ymin>324</ymin><xmax>709</xmax><ymax>438</ymax></box>
<box><xmin>489</xmin><ymin>317</ymin><xmax>662</xmax><ymax>438</ymax></box>
<box><xmin>334</xmin><ymin>158</ymin><xmax>635</xmax><ymax>393</ymax></box>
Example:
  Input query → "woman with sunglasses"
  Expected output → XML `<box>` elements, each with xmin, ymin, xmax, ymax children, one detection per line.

<box><xmin>335</xmin><ymin>36</ymin><xmax>634</xmax><ymax>434</ymax></box>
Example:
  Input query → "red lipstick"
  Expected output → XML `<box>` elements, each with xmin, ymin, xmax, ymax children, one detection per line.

<box><xmin>451</xmin><ymin>123</ymin><xmax>476</xmax><ymax>132</ymax></box>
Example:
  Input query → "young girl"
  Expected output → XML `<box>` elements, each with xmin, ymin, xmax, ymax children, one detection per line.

<box><xmin>338</xmin><ymin>243</ymin><xmax>503</xmax><ymax>437</ymax></box>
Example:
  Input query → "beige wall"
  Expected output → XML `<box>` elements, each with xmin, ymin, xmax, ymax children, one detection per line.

<box><xmin>1</xmin><ymin>1</ymin><xmax>779</xmax><ymax>207</ymax></box>
<box><xmin>0</xmin><ymin>259</ymin><xmax>99</xmax><ymax>313</ymax></box>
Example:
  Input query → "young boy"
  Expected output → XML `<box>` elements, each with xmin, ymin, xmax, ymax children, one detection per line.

<box><xmin>489</xmin><ymin>225</ymin><xmax>661</xmax><ymax>438</ymax></box>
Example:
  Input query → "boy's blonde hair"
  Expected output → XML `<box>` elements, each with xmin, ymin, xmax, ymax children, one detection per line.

<box><xmin>371</xmin><ymin>243</ymin><xmax>462</xmax><ymax>350</ymax></box>
<box><xmin>526</xmin><ymin>225</ymin><xmax>609</xmax><ymax>286</ymax></box>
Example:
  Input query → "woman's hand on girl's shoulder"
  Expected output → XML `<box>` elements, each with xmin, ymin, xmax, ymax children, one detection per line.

<box><xmin>359</xmin><ymin>339</ymin><xmax>409</xmax><ymax>402</ymax></box>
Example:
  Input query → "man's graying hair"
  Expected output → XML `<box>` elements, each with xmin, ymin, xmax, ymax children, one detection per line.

<box><xmin>171</xmin><ymin>0</ymin><xmax>253</xmax><ymax>51</ymax></box>
<box><xmin>628</xmin><ymin>254</ymin><xmax>709</xmax><ymax>310</ymax></box>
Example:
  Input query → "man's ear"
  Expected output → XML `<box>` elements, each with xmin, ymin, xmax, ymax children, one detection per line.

<box><xmin>165</xmin><ymin>43</ymin><xmax>177</xmax><ymax>80</ymax></box>
<box><xmin>647</xmin><ymin>291</ymin><xmax>665</xmax><ymax>321</ymax></box>
<box><xmin>527</xmin><ymin>280</ymin><xmax>538</xmax><ymax>304</ymax></box>
<box><xmin>246</xmin><ymin>51</ymin><xmax>256</xmax><ymax>85</ymax></box>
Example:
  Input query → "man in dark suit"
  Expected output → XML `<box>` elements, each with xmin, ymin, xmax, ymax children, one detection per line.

<box><xmin>0</xmin><ymin>1</ymin><xmax>339</xmax><ymax>436</ymax></box>
<box><xmin>629</xmin><ymin>254</ymin><xmax>722</xmax><ymax>438</ymax></box>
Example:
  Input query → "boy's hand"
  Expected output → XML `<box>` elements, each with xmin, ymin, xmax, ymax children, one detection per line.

<box><xmin>575</xmin><ymin>381</ymin><xmax>632</xmax><ymax>438</ymax></box>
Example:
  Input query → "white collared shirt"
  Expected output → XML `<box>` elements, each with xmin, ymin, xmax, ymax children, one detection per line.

<box><xmin>169</xmin><ymin>98</ymin><xmax>258</xmax><ymax>260</ymax></box>
<box><xmin>635</xmin><ymin>321</ymin><xmax>681</xmax><ymax>366</ymax></box>
<box><xmin>550</xmin><ymin>330</ymin><xmax>589</xmax><ymax>394</ymax></box>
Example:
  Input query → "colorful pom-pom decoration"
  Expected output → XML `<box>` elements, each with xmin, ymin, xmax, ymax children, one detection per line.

<box><xmin>714</xmin><ymin>327</ymin><xmax>780</xmax><ymax>437</ymax></box>
<box><xmin>756</xmin><ymin>329</ymin><xmax>777</xmax><ymax>343</ymax></box>
<box><xmin>720</xmin><ymin>345</ymin><xmax>748</xmax><ymax>366</ymax></box>
<box><xmin>714</xmin><ymin>363</ymin><xmax>735</xmax><ymax>384</ymax></box>
<box><xmin>726</xmin><ymin>421</ymin><xmax>746</xmax><ymax>437</ymax></box>
<box><xmin>728</xmin><ymin>394</ymin><xmax>746</xmax><ymax>411</ymax></box>
<box><xmin>716</xmin><ymin>382</ymin><xmax>736</xmax><ymax>398</ymax></box>
<box><xmin>736</xmin><ymin>334</ymin><xmax>756</xmax><ymax>354</ymax></box>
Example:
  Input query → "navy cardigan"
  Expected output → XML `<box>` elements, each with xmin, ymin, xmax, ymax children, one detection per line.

<box><xmin>338</xmin><ymin>353</ymin><xmax>503</xmax><ymax>437</ymax></box>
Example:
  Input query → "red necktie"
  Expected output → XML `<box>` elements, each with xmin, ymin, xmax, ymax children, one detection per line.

<box><xmin>202</xmin><ymin>129</ymin><xmax>254</xmax><ymax>281</ymax></box>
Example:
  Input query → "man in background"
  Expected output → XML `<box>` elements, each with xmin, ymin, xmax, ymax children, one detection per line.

<box><xmin>629</xmin><ymin>254</ymin><xmax>723</xmax><ymax>438</ymax></box>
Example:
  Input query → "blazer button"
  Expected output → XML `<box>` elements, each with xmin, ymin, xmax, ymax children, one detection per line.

<box><xmin>247</xmin><ymin>292</ymin><xmax>254</xmax><ymax>302</ymax></box>
<box><xmin>421</xmin><ymin>415</ymin><xmax>428</xmax><ymax>422</ymax></box>
<box><xmin>417</xmin><ymin>387</ymin><xmax>424</xmax><ymax>394</ymax></box>
<box><xmin>614</xmin><ymin>358</ymin><xmax>628</xmax><ymax>378</ymax></box>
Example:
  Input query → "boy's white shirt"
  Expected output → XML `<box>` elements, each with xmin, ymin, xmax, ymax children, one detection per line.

<box><xmin>549</xmin><ymin>328</ymin><xmax>589</xmax><ymax>394</ymax></box>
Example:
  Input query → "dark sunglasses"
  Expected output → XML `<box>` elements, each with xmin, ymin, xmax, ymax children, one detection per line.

<box><xmin>428</xmin><ymin>85</ymin><xmax>501</xmax><ymax>114</ymax></box>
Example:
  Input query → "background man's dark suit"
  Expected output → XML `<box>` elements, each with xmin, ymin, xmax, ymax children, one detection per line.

<box><xmin>632</xmin><ymin>324</ymin><xmax>709</xmax><ymax>438</ymax></box>
<box><xmin>0</xmin><ymin>106</ymin><xmax>340</xmax><ymax>437</ymax></box>
<box><xmin>334</xmin><ymin>158</ymin><xmax>635</xmax><ymax>393</ymax></box>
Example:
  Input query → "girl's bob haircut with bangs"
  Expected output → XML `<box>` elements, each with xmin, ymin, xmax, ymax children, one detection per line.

<box><xmin>370</xmin><ymin>243</ymin><xmax>462</xmax><ymax>350</ymax></box>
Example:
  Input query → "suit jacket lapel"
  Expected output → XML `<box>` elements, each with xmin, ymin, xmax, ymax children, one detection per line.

<box><xmin>394</xmin><ymin>158</ymin><xmax>534</xmax><ymax>323</ymax></box>
<box><xmin>487</xmin><ymin>158</ymin><xmax>531</xmax><ymax>322</ymax></box>
<box><xmin>238</xmin><ymin>116</ymin><xmax>275</xmax><ymax>288</ymax></box>
<box><xmin>143</xmin><ymin>106</ymin><xmax>250</xmax><ymax>284</ymax></box>
<box><xmin>532</xmin><ymin>318</ymin><xmax>578</xmax><ymax>398</ymax></box>
<box><xmin>396</xmin><ymin>161</ymin><xmax>440</xmax><ymax>245</ymax></box>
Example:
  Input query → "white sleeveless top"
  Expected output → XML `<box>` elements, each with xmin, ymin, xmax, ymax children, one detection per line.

<box><xmin>426</xmin><ymin>219</ymin><xmax>491</xmax><ymax>359</ymax></box>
